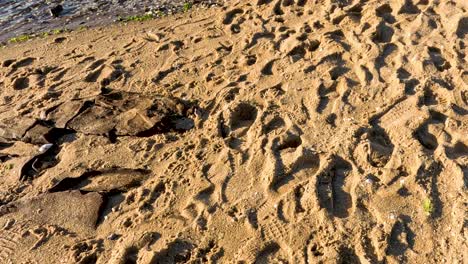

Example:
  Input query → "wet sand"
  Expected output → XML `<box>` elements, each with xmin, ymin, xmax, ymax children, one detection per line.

<box><xmin>0</xmin><ymin>0</ymin><xmax>221</xmax><ymax>43</ymax></box>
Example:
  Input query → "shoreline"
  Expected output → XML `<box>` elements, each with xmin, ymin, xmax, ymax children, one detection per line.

<box><xmin>0</xmin><ymin>0</ymin><xmax>222</xmax><ymax>45</ymax></box>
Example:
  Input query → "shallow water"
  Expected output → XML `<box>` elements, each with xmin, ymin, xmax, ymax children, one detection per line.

<box><xmin>0</xmin><ymin>0</ymin><xmax>220</xmax><ymax>43</ymax></box>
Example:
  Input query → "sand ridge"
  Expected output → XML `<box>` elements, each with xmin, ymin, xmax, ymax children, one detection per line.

<box><xmin>0</xmin><ymin>0</ymin><xmax>467</xmax><ymax>263</ymax></box>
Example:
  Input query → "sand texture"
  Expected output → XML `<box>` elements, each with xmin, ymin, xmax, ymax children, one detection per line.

<box><xmin>0</xmin><ymin>0</ymin><xmax>467</xmax><ymax>263</ymax></box>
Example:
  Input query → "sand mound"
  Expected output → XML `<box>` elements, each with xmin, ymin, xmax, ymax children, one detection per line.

<box><xmin>0</xmin><ymin>0</ymin><xmax>466</xmax><ymax>263</ymax></box>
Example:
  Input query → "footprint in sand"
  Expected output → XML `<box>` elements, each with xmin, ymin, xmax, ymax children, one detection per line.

<box><xmin>11</xmin><ymin>76</ymin><xmax>29</xmax><ymax>90</ymax></box>
<box><xmin>316</xmin><ymin>156</ymin><xmax>354</xmax><ymax>218</ymax></box>
<box><xmin>220</xmin><ymin>102</ymin><xmax>258</xmax><ymax>140</ymax></box>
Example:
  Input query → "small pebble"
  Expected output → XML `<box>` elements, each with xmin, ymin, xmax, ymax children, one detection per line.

<box><xmin>38</xmin><ymin>143</ymin><xmax>53</xmax><ymax>153</ymax></box>
<box><xmin>107</xmin><ymin>233</ymin><xmax>119</xmax><ymax>240</ymax></box>
<box><xmin>49</xmin><ymin>5</ymin><xmax>63</xmax><ymax>18</ymax></box>
<box><xmin>39</xmin><ymin>111</ymin><xmax>47</xmax><ymax>120</ymax></box>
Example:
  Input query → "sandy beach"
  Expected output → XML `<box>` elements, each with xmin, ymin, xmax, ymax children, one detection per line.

<box><xmin>0</xmin><ymin>0</ymin><xmax>467</xmax><ymax>263</ymax></box>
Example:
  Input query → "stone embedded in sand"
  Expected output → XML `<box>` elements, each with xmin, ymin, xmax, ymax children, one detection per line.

<box><xmin>47</xmin><ymin>100</ymin><xmax>90</xmax><ymax>129</ymax></box>
<box><xmin>67</xmin><ymin>104</ymin><xmax>116</xmax><ymax>135</ymax></box>
<box><xmin>22</xmin><ymin>123</ymin><xmax>51</xmax><ymax>144</ymax></box>
<box><xmin>49</xmin><ymin>168</ymin><xmax>151</xmax><ymax>193</ymax></box>
<box><xmin>114</xmin><ymin>108</ymin><xmax>155</xmax><ymax>135</ymax></box>
<box><xmin>66</xmin><ymin>89</ymin><xmax>193</xmax><ymax>137</ymax></box>
<box><xmin>0</xmin><ymin>117</ymin><xmax>36</xmax><ymax>140</ymax></box>
<box><xmin>0</xmin><ymin>191</ymin><xmax>102</xmax><ymax>234</ymax></box>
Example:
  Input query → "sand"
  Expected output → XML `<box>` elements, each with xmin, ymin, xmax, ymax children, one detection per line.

<box><xmin>0</xmin><ymin>0</ymin><xmax>467</xmax><ymax>263</ymax></box>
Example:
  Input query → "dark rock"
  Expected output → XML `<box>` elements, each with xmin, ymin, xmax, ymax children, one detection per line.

<box><xmin>50</xmin><ymin>5</ymin><xmax>63</xmax><ymax>17</ymax></box>
<box><xmin>63</xmin><ymin>89</ymin><xmax>194</xmax><ymax>137</ymax></box>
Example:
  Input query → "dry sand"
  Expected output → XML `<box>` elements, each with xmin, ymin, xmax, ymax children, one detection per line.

<box><xmin>0</xmin><ymin>0</ymin><xmax>467</xmax><ymax>263</ymax></box>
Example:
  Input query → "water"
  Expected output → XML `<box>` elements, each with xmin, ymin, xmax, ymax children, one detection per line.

<box><xmin>0</xmin><ymin>0</ymin><xmax>220</xmax><ymax>43</ymax></box>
